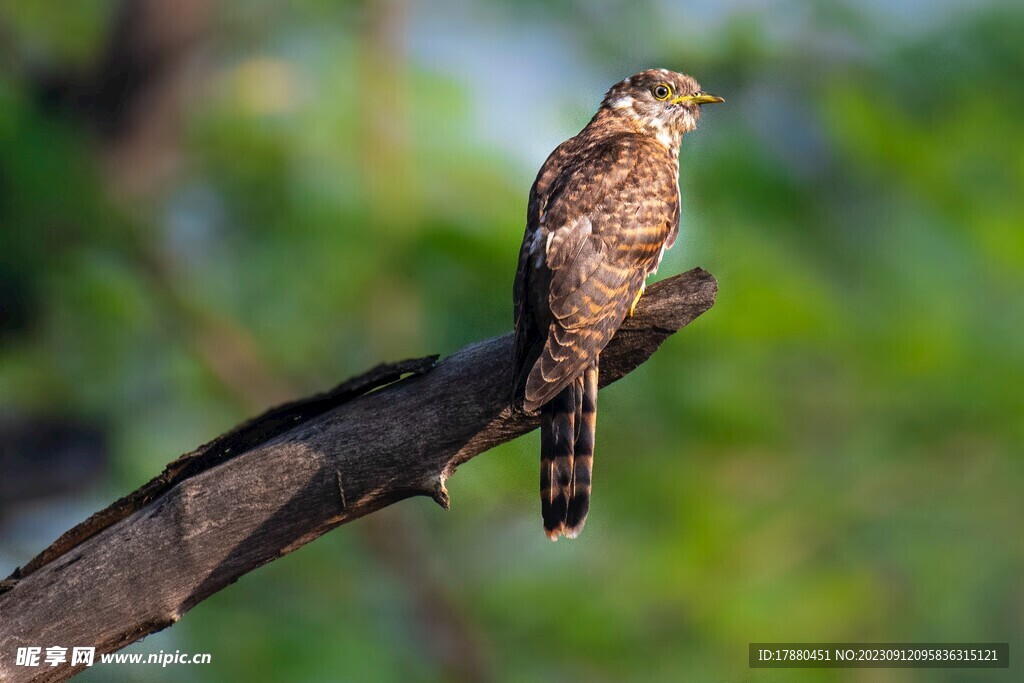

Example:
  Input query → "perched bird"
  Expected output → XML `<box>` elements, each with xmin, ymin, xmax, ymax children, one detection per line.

<box><xmin>513</xmin><ymin>69</ymin><xmax>723</xmax><ymax>540</ymax></box>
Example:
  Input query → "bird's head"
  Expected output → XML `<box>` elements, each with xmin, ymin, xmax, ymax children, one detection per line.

<box><xmin>598</xmin><ymin>68</ymin><xmax>723</xmax><ymax>148</ymax></box>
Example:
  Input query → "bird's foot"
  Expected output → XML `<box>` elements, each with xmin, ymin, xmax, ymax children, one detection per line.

<box><xmin>629</xmin><ymin>281</ymin><xmax>646</xmax><ymax>317</ymax></box>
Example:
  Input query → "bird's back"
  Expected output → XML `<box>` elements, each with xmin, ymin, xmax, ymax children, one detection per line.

<box><xmin>513</xmin><ymin>125</ymin><xmax>679</xmax><ymax>407</ymax></box>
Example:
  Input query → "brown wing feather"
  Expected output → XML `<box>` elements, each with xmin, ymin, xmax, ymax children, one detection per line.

<box><xmin>518</xmin><ymin>134</ymin><xmax>679</xmax><ymax>412</ymax></box>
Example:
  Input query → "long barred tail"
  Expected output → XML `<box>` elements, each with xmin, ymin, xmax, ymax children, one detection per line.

<box><xmin>540</xmin><ymin>363</ymin><xmax>598</xmax><ymax>540</ymax></box>
<box><xmin>566</xmin><ymin>365</ymin><xmax>597</xmax><ymax>537</ymax></box>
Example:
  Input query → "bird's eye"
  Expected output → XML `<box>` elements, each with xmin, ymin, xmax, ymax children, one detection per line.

<box><xmin>652</xmin><ymin>84</ymin><xmax>672</xmax><ymax>100</ymax></box>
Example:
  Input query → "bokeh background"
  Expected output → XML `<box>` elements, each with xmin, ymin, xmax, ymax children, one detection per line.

<box><xmin>1</xmin><ymin>0</ymin><xmax>1022</xmax><ymax>681</ymax></box>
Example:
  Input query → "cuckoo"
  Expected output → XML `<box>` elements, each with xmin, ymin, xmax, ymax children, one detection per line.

<box><xmin>513</xmin><ymin>68</ymin><xmax>723</xmax><ymax>540</ymax></box>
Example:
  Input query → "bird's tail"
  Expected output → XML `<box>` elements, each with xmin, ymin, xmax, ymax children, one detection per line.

<box><xmin>540</xmin><ymin>363</ymin><xmax>598</xmax><ymax>540</ymax></box>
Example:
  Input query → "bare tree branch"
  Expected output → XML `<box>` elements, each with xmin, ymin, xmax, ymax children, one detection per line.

<box><xmin>0</xmin><ymin>268</ymin><xmax>716</xmax><ymax>683</ymax></box>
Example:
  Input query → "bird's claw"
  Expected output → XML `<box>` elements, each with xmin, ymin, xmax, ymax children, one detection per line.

<box><xmin>629</xmin><ymin>282</ymin><xmax>646</xmax><ymax>317</ymax></box>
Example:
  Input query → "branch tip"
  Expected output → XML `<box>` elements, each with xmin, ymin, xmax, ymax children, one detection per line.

<box><xmin>430</xmin><ymin>478</ymin><xmax>451</xmax><ymax>511</ymax></box>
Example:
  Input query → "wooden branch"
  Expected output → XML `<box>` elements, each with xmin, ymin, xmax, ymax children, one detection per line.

<box><xmin>0</xmin><ymin>268</ymin><xmax>716</xmax><ymax>682</ymax></box>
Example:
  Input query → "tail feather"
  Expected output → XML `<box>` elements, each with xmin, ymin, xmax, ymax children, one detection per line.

<box><xmin>540</xmin><ymin>362</ymin><xmax>598</xmax><ymax>540</ymax></box>
<box><xmin>565</xmin><ymin>364</ymin><xmax>597</xmax><ymax>538</ymax></box>
<box><xmin>540</xmin><ymin>381</ymin><xmax>578</xmax><ymax>539</ymax></box>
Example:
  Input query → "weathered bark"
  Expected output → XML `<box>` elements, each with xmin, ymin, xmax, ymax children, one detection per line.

<box><xmin>0</xmin><ymin>268</ymin><xmax>716</xmax><ymax>683</ymax></box>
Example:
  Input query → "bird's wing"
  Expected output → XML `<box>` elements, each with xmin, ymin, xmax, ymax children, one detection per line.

<box><xmin>522</xmin><ymin>134</ymin><xmax>680</xmax><ymax>411</ymax></box>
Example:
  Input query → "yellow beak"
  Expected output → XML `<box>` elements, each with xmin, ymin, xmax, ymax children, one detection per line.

<box><xmin>671</xmin><ymin>92</ymin><xmax>725</xmax><ymax>105</ymax></box>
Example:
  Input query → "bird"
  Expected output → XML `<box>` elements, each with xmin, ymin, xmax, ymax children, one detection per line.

<box><xmin>512</xmin><ymin>68</ymin><xmax>723</xmax><ymax>540</ymax></box>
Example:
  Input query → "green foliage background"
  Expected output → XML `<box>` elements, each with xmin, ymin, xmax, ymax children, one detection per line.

<box><xmin>1</xmin><ymin>0</ymin><xmax>1022</xmax><ymax>681</ymax></box>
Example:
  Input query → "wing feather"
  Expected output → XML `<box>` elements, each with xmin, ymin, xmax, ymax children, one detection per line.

<box><xmin>516</xmin><ymin>133</ymin><xmax>680</xmax><ymax>412</ymax></box>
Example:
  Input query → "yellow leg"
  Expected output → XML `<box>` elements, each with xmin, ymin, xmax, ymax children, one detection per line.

<box><xmin>629</xmin><ymin>281</ymin><xmax>646</xmax><ymax>317</ymax></box>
